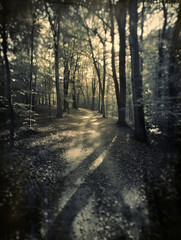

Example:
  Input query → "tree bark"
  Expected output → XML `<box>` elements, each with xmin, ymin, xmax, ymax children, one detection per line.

<box><xmin>45</xmin><ymin>2</ymin><xmax>62</xmax><ymax>118</ymax></box>
<box><xmin>54</xmin><ymin>31</ymin><xmax>63</xmax><ymax>118</ymax></box>
<box><xmin>80</xmin><ymin>86</ymin><xmax>86</xmax><ymax>108</ymax></box>
<box><xmin>85</xmin><ymin>78</ymin><xmax>90</xmax><ymax>109</ymax></box>
<box><xmin>116</xmin><ymin>0</ymin><xmax>127</xmax><ymax>125</ymax></box>
<box><xmin>167</xmin><ymin>1</ymin><xmax>181</xmax><ymax>140</ymax></box>
<box><xmin>86</xmin><ymin>28</ymin><xmax>105</xmax><ymax>116</ymax></box>
<box><xmin>140</xmin><ymin>0</ymin><xmax>145</xmax><ymax>73</ymax></box>
<box><xmin>29</xmin><ymin>14</ymin><xmax>35</xmax><ymax>127</ymax></box>
<box><xmin>63</xmin><ymin>62</ymin><xmax>69</xmax><ymax>112</ymax></box>
<box><xmin>157</xmin><ymin>0</ymin><xmax>167</xmax><ymax>99</ymax></box>
<box><xmin>101</xmin><ymin>43</ymin><xmax>106</xmax><ymax>117</ymax></box>
<box><xmin>106</xmin><ymin>76</ymin><xmax>110</xmax><ymax>115</ymax></box>
<box><xmin>72</xmin><ymin>54</ymin><xmax>79</xmax><ymax>109</ymax></box>
<box><xmin>49</xmin><ymin>80</ymin><xmax>51</xmax><ymax>119</ymax></box>
<box><xmin>128</xmin><ymin>0</ymin><xmax>147</xmax><ymax>142</ymax></box>
<box><xmin>88</xmin><ymin>34</ymin><xmax>102</xmax><ymax>100</ymax></box>
<box><xmin>98</xmin><ymin>82</ymin><xmax>101</xmax><ymax>112</ymax></box>
<box><xmin>110</xmin><ymin>1</ymin><xmax>121</xmax><ymax>122</ymax></box>
<box><xmin>91</xmin><ymin>78</ymin><xmax>96</xmax><ymax>111</ymax></box>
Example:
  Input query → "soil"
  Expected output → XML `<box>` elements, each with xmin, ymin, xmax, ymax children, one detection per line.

<box><xmin>0</xmin><ymin>108</ymin><xmax>180</xmax><ymax>240</ymax></box>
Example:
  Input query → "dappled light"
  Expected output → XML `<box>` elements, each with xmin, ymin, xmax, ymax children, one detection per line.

<box><xmin>122</xmin><ymin>187</ymin><xmax>146</xmax><ymax>210</ymax></box>
<box><xmin>0</xmin><ymin>0</ymin><xmax>180</xmax><ymax>239</ymax></box>
<box><xmin>1</xmin><ymin>106</ymin><xmax>180</xmax><ymax>240</ymax></box>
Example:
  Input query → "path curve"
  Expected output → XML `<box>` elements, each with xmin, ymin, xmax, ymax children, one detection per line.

<box><xmin>44</xmin><ymin>109</ymin><xmax>150</xmax><ymax>240</ymax></box>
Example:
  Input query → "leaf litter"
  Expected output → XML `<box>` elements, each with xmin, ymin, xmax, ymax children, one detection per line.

<box><xmin>0</xmin><ymin>108</ymin><xmax>180</xmax><ymax>240</ymax></box>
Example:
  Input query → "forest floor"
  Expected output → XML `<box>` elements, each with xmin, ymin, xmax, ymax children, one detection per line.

<box><xmin>0</xmin><ymin>107</ymin><xmax>181</xmax><ymax>240</ymax></box>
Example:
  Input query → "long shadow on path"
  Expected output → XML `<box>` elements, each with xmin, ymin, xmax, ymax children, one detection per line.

<box><xmin>44</xmin><ymin>133</ymin><xmax>148</xmax><ymax>240</ymax></box>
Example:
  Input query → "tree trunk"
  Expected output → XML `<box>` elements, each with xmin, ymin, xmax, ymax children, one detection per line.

<box><xmin>101</xmin><ymin>44</ymin><xmax>106</xmax><ymax>117</ymax></box>
<box><xmin>85</xmin><ymin>78</ymin><xmax>90</xmax><ymax>109</ymax></box>
<box><xmin>63</xmin><ymin>63</ymin><xmax>69</xmax><ymax>112</ymax></box>
<box><xmin>87</xmin><ymin>30</ymin><xmax>103</xmax><ymax>114</ymax></box>
<box><xmin>157</xmin><ymin>0</ymin><xmax>167</xmax><ymax>99</ymax></box>
<box><xmin>128</xmin><ymin>0</ymin><xmax>147</xmax><ymax>142</ymax></box>
<box><xmin>48</xmin><ymin>71</ymin><xmax>52</xmax><ymax>119</ymax></box>
<box><xmin>167</xmin><ymin>1</ymin><xmax>181</xmax><ymax>140</ymax></box>
<box><xmin>45</xmin><ymin>2</ymin><xmax>63</xmax><ymax>118</ymax></box>
<box><xmin>45</xmin><ymin>78</ymin><xmax>48</xmax><ymax>105</ymax></box>
<box><xmin>91</xmin><ymin>78</ymin><xmax>96</xmax><ymax>111</ymax></box>
<box><xmin>53</xmin><ymin>92</ymin><xmax>55</xmax><ymax>105</ymax></box>
<box><xmin>80</xmin><ymin>86</ymin><xmax>86</xmax><ymax>108</ymax></box>
<box><xmin>29</xmin><ymin>15</ymin><xmax>35</xmax><ymax>127</ymax></box>
<box><xmin>77</xmin><ymin>93</ymin><xmax>79</xmax><ymax>109</ymax></box>
<box><xmin>116</xmin><ymin>0</ymin><xmax>127</xmax><ymax>125</ymax></box>
<box><xmin>110</xmin><ymin>1</ymin><xmax>121</xmax><ymax>122</ymax></box>
<box><xmin>72</xmin><ymin>55</ymin><xmax>79</xmax><ymax>109</ymax></box>
<box><xmin>32</xmin><ymin>71</ymin><xmax>37</xmax><ymax>111</ymax></box>
<box><xmin>140</xmin><ymin>0</ymin><xmax>145</xmax><ymax>73</ymax></box>
<box><xmin>98</xmin><ymin>83</ymin><xmax>101</xmax><ymax>113</ymax></box>
<box><xmin>2</xmin><ymin>5</ymin><xmax>15</xmax><ymax>145</ymax></box>
<box><xmin>106</xmin><ymin>76</ymin><xmax>110</xmax><ymax>115</ymax></box>
<box><xmin>54</xmin><ymin>38</ymin><xmax>62</xmax><ymax>118</ymax></box>
<box><xmin>72</xmin><ymin>80</ymin><xmax>77</xmax><ymax>109</ymax></box>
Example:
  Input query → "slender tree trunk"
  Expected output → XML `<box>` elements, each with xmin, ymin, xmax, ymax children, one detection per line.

<box><xmin>48</xmin><ymin>63</ymin><xmax>52</xmax><ymax>119</ymax></box>
<box><xmin>85</xmin><ymin>78</ymin><xmax>90</xmax><ymax>109</ymax></box>
<box><xmin>101</xmin><ymin>44</ymin><xmax>106</xmax><ymax>118</ymax></box>
<box><xmin>87</xmin><ymin>30</ymin><xmax>103</xmax><ymax>114</ymax></box>
<box><xmin>110</xmin><ymin>1</ymin><xmax>121</xmax><ymax>122</ymax></box>
<box><xmin>32</xmin><ymin>57</ymin><xmax>37</xmax><ymax>110</ymax></box>
<box><xmin>53</xmin><ymin>92</ymin><xmax>55</xmax><ymax>105</ymax></box>
<box><xmin>140</xmin><ymin>0</ymin><xmax>145</xmax><ymax>73</ymax></box>
<box><xmin>49</xmin><ymin>78</ymin><xmax>51</xmax><ymax>119</ymax></box>
<box><xmin>92</xmin><ymin>26</ymin><xmax>107</xmax><ymax>117</ymax></box>
<box><xmin>45</xmin><ymin>78</ymin><xmax>48</xmax><ymax>105</ymax></box>
<box><xmin>72</xmin><ymin>55</ymin><xmax>79</xmax><ymax>109</ymax></box>
<box><xmin>77</xmin><ymin>93</ymin><xmax>79</xmax><ymax>109</ymax></box>
<box><xmin>32</xmin><ymin>71</ymin><xmax>37</xmax><ymax>111</ymax></box>
<box><xmin>54</xmin><ymin>33</ymin><xmax>62</xmax><ymax>117</ymax></box>
<box><xmin>91</xmin><ymin>78</ymin><xmax>96</xmax><ymax>111</ymax></box>
<box><xmin>72</xmin><ymin>80</ymin><xmax>77</xmax><ymax>109</ymax></box>
<box><xmin>2</xmin><ymin>5</ymin><xmax>14</xmax><ymax>145</ymax></box>
<box><xmin>98</xmin><ymin>83</ymin><xmax>101</xmax><ymax>113</ymax></box>
<box><xmin>63</xmin><ymin>64</ymin><xmax>69</xmax><ymax>112</ymax></box>
<box><xmin>106</xmin><ymin>76</ymin><xmax>110</xmax><ymax>114</ymax></box>
<box><xmin>55</xmin><ymin>36</ymin><xmax>62</xmax><ymax>118</ymax></box>
<box><xmin>167</xmin><ymin>1</ymin><xmax>181</xmax><ymax>140</ymax></box>
<box><xmin>116</xmin><ymin>0</ymin><xmax>127</xmax><ymax>125</ymax></box>
<box><xmin>88</xmin><ymin>34</ymin><xmax>102</xmax><ymax>91</ymax></box>
<box><xmin>128</xmin><ymin>0</ymin><xmax>147</xmax><ymax>142</ymax></box>
<box><xmin>45</xmin><ymin>2</ymin><xmax>63</xmax><ymax>118</ymax></box>
<box><xmin>29</xmin><ymin>15</ymin><xmax>35</xmax><ymax>127</ymax></box>
<box><xmin>80</xmin><ymin>86</ymin><xmax>86</xmax><ymax>108</ymax></box>
<box><xmin>157</xmin><ymin>0</ymin><xmax>167</xmax><ymax>99</ymax></box>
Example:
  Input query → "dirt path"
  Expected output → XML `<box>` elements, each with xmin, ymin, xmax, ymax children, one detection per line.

<box><xmin>2</xmin><ymin>108</ymin><xmax>175</xmax><ymax>240</ymax></box>
<box><xmin>41</xmin><ymin>109</ymin><xmax>152</xmax><ymax>240</ymax></box>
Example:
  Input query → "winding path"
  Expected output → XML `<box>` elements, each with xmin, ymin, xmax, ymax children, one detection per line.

<box><xmin>44</xmin><ymin>108</ymin><xmax>150</xmax><ymax>240</ymax></box>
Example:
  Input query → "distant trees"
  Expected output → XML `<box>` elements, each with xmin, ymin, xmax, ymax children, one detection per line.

<box><xmin>157</xmin><ymin>0</ymin><xmax>167</xmax><ymax>100</ymax></box>
<box><xmin>45</xmin><ymin>2</ymin><xmax>63</xmax><ymax>118</ymax></box>
<box><xmin>1</xmin><ymin>0</ymin><xmax>15</xmax><ymax>145</ymax></box>
<box><xmin>83</xmin><ymin>13</ymin><xmax>107</xmax><ymax>117</ymax></box>
<box><xmin>168</xmin><ymin>1</ymin><xmax>181</xmax><ymax>140</ymax></box>
<box><xmin>0</xmin><ymin>0</ymin><xmax>180</xmax><ymax>144</ymax></box>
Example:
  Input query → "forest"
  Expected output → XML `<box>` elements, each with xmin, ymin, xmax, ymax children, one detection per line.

<box><xmin>0</xmin><ymin>0</ymin><xmax>181</xmax><ymax>239</ymax></box>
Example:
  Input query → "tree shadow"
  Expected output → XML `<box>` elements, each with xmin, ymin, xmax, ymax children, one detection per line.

<box><xmin>44</xmin><ymin>135</ymin><xmax>148</xmax><ymax>240</ymax></box>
